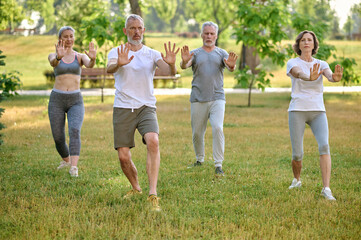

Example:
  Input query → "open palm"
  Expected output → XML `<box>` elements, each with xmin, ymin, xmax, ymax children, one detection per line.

<box><xmin>85</xmin><ymin>42</ymin><xmax>97</xmax><ymax>60</ymax></box>
<box><xmin>117</xmin><ymin>43</ymin><xmax>134</xmax><ymax>67</ymax></box>
<box><xmin>224</xmin><ymin>52</ymin><xmax>238</xmax><ymax>69</ymax></box>
<box><xmin>332</xmin><ymin>64</ymin><xmax>343</xmax><ymax>82</ymax></box>
<box><xmin>161</xmin><ymin>41</ymin><xmax>180</xmax><ymax>65</ymax></box>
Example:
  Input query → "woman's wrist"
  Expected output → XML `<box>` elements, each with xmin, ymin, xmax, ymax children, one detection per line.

<box><xmin>56</xmin><ymin>54</ymin><xmax>62</xmax><ymax>61</ymax></box>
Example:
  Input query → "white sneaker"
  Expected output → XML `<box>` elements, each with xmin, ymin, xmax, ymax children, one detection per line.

<box><xmin>57</xmin><ymin>160</ymin><xmax>71</xmax><ymax>170</ymax></box>
<box><xmin>289</xmin><ymin>178</ymin><xmax>302</xmax><ymax>189</ymax></box>
<box><xmin>321</xmin><ymin>187</ymin><xmax>336</xmax><ymax>201</ymax></box>
<box><xmin>69</xmin><ymin>166</ymin><xmax>78</xmax><ymax>177</ymax></box>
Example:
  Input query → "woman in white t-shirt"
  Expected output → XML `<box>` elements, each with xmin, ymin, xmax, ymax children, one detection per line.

<box><xmin>286</xmin><ymin>30</ymin><xmax>343</xmax><ymax>200</ymax></box>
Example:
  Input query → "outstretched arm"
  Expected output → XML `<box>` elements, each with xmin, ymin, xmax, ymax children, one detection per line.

<box><xmin>82</xmin><ymin>42</ymin><xmax>97</xmax><ymax>68</ymax></box>
<box><xmin>290</xmin><ymin>63</ymin><xmax>324</xmax><ymax>81</ymax></box>
<box><xmin>107</xmin><ymin>43</ymin><xmax>134</xmax><ymax>73</ymax></box>
<box><xmin>48</xmin><ymin>40</ymin><xmax>66</xmax><ymax>67</ymax></box>
<box><xmin>180</xmin><ymin>45</ymin><xmax>194</xmax><ymax>69</ymax></box>
<box><xmin>158</xmin><ymin>41</ymin><xmax>180</xmax><ymax>75</ymax></box>
<box><xmin>224</xmin><ymin>52</ymin><xmax>238</xmax><ymax>72</ymax></box>
<box><xmin>323</xmin><ymin>64</ymin><xmax>343</xmax><ymax>82</ymax></box>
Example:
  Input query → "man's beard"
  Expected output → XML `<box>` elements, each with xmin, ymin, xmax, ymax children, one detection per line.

<box><xmin>203</xmin><ymin>41</ymin><xmax>215</xmax><ymax>47</ymax></box>
<box><xmin>127</xmin><ymin>35</ymin><xmax>143</xmax><ymax>45</ymax></box>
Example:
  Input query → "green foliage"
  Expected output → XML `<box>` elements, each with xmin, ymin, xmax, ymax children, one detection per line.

<box><xmin>235</xmin><ymin>66</ymin><xmax>272</xmax><ymax>91</ymax></box>
<box><xmin>152</xmin><ymin>0</ymin><xmax>177</xmax><ymax>24</ymax></box>
<box><xmin>329</xmin><ymin>56</ymin><xmax>361</xmax><ymax>87</ymax></box>
<box><xmin>56</xmin><ymin>0</ymin><xmax>111</xmax><ymax>50</ymax></box>
<box><xmin>234</xmin><ymin>0</ymin><xmax>289</xmax><ymax>106</ymax></box>
<box><xmin>234</xmin><ymin>65</ymin><xmax>272</xmax><ymax>107</ymax></box>
<box><xmin>343</xmin><ymin>15</ymin><xmax>354</xmax><ymax>40</ymax></box>
<box><xmin>40</xmin><ymin>0</ymin><xmax>56</xmax><ymax>30</ymax></box>
<box><xmin>0</xmin><ymin>50</ymin><xmax>21</xmax><ymax>145</ymax></box>
<box><xmin>0</xmin><ymin>0</ymin><xmax>24</xmax><ymax>30</ymax></box>
<box><xmin>81</xmin><ymin>13</ymin><xmax>127</xmax><ymax>67</ymax></box>
<box><xmin>185</xmin><ymin>0</ymin><xmax>239</xmax><ymax>44</ymax></box>
<box><xmin>235</xmin><ymin>0</ymin><xmax>290</xmax><ymax>66</ymax></box>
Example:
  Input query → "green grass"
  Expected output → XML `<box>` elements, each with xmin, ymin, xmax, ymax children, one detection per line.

<box><xmin>1</xmin><ymin>93</ymin><xmax>360</xmax><ymax>239</ymax></box>
<box><xmin>1</xmin><ymin>34</ymin><xmax>361</xmax><ymax>90</ymax></box>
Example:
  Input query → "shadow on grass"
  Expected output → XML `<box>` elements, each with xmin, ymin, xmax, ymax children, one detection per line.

<box><xmin>232</xmin><ymin>104</ymin><xmax>266</xmax><ymax>108</ymax></box>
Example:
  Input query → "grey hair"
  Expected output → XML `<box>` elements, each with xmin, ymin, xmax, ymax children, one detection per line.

<box><xmin>125</xmin><ymin>14</ymin><xmax>144</xmax><ymax>28</ymax></box>
<box><xmin>201</xmin><ymin>21</ymin><xmax>218</xmax><ymax>35</ymax></box>
<box><xmin>58</xmin><ymin>26</ymin><xmax>75</xmax><ymax>39</ymax></box>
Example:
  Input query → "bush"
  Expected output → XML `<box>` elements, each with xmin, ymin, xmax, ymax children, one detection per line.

<box><xmin>0</xmin><ymin>50</ymin><xmax>21</xmax><ymax>145</ymax></box>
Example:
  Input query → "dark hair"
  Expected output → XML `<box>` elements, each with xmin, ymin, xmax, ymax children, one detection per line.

<box><xmin>293</xmin><ymin>30</ymin><xmax>319</xmax><ymax>56</ymax></box>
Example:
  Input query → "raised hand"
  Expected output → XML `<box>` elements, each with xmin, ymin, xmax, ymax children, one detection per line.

<box><xmin>161</xmin><ymin>41</ymin><xmax>180</xmax><ymax>65</ymax></box>
<box><xmin>309</xmin><ymin>63</ymin><xmax>324</xmax><ymax>81</ymax></box>
<box><xmin>117</xmin><ymin>43</ymin><xmax>134</xmax><ymax>67</ymax></box>
<box><xmin>85</xmin><ymin>42</ymin><xmax>97</xmax><ymax>61</ymax></box>
<box><xmin>224</xmin><ymin>52</ymin><xmax>238</xmax><ymax>70</ymax></box>
<box><xmin>55</xmin><ymin>40</ymin><xmax>66</xmax><ymax>59</ymax></box>
<box><xmin>180</xmin><ymin>45</ymin><xmax>194</xmax><ymax>64</ymax></box>
<box><xmin>332</xmin><ymin>64</ymin><xmax>343</xmax><ymax>82</ymax></box>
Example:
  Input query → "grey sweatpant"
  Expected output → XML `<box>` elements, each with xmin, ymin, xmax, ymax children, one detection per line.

<box><xmin>191</xmin><ymin>100</ymin><xmax>225</xmax><ymax>167</ymax></box>
<box><xmin>289</xmin><ymin>111</ymin><xmax>330</xmax><ymax>161</ymax></box>
<box><xmin>48</xmin><ymin>89</ymin><xmax>84</xmax><ymax>158</ymax></box>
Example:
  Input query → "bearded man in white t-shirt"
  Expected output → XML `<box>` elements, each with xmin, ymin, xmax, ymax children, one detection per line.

<box><xmin>107</xmin><ymin>14</ymin><xmax>179</xmax><ymax>211</ymax></box>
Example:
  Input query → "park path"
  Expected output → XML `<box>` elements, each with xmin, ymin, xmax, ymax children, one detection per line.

<box><xmin>18</xmin><ymin>86</ymin><xmax>361</xmax><ymax>96</ymax></box>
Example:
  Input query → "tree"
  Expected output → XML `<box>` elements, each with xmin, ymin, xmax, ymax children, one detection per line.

<box><xmin>0</xmin><ymin>50</ymin><xmax>22</xmax><ymax>145</ymax></box>
<box><xmin>184</xmin><ymin>0</ymin><xmax>239</xmax><ymax>45</ymax></box>
<box><xmin>293</xmin><ymin>0</ymin><xmax>336</xmax><ymax>36</ymax></box>
<box><xmin>56</xmin><ymin>0</ymin><xmax>110</xmax><ymax>50</ymax></box>
<box><xmin>329</xmin><ymin>56</ymin><xmax>360</xmax><ymax>90</ymax></box>
<box><xmin>21</xmin><ymin>0</ymin><xmax>56</xmax><ymax>31</ymax></box>
<box><xmin>152</xmin><ymin>0</ymin><xmax>177</xmax><ymax>24</ymax></box>
<box><xmin>343</xmin><ymin>16</ymin><xmax>353</xmax><ymax>40</ymax></box>
<box><xmin>0</xmin><ymin>0</ymin><xmax>24</xmax><ymax>32</ymax></box>
<box><xmin>234</xmin><ymin>0</ymin><xmax>290</xmax><ymax>107</ymax></box>
<box><xmin>81</xmin><ymin>12</ymin><xmax>127</xmax><ymax>102</ymax></box>
<box><xmin>350</xmin><ymin>4</ymin><xmax>361</xmax><ymax>37</ymax></box>
<box><xmin>129</xmin><ymin>0</ymin><xmax>142</xmax><ymax>16</ymax></box>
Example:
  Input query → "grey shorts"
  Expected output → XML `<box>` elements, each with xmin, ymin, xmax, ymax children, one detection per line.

<box><xmin>113</xmin><ymin>105</ymin><xmax>159</xmax><ymax>149</ymax></box>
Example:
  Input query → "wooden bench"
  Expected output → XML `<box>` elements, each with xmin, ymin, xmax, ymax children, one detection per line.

<box><xmin>81</xmin><ymin>67</ymin><xmax>181</xmax><ymax>88</ymax></box>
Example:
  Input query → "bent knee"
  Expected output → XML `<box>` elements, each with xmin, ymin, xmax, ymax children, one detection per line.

<box><xmin>69</xmin><ymin>128</ymin><xmax>81</xmax><ymax>139</ymax></box>
<box><xmin>118</xmin><ymin>153</ymin><xmax>131</xmax><ymax>164</ymax></box>
<box><xmin>292</xmin><ymin>154</ymin><xmax>303</xmax><ymax>162</ymax></box>
<box><xmin>146</xmin><ymin>138</ymin><xmax>159</xmax><ymax>151</ymax></box>
<box><xmin>212</xmin><ymin>125</ymin><xmax>223</xmax><ymax>134</ymax></box>
<box><xmin>319</xmin><ymin>144</ymin><xmax>330</xmax><ymax>155</ymax></box>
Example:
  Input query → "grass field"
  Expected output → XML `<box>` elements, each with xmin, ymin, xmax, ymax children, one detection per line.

<box><xmin>1</xmin><ymin>93</ymin><xmax>360</xmax><ymax>239</ymax></box>
<box><xmin>1</xmin><ymin>34</ymin><xmax>361</xmax><ymax>90</ymax></box>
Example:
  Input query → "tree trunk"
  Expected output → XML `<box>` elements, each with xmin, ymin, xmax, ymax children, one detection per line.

<box><xmin>239</xmin><ymin>44</ymin><xmax>260</xmax><ymax>74</ymax></box>
<box><xmin>240</xmin><ymin>44</ymin><xmax>259</xmax><ymax>107</ymax></box>
<box><xmin>129</xmin><ymin>0</ymin><xmax>142</xmax><ymax>16</ymax></box>
<box><xmin>248</xmin><ymin>79</ymin><xmax>254</xmax><ymax>107</ymax></box>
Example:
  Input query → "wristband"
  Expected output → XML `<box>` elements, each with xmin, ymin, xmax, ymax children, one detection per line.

<box><xmin>56</xmin><ymin>55</ymin><xmax>62</xmax><ymax>61</ymax></box>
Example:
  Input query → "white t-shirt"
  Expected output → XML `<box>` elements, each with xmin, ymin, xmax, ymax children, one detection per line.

<box><xmin>108</xmin><ymin>45</ymin><xmax>162</xmax><ymax>109</ymax></box>
<box><xmin>286</xmin><ymin>57</ymin><xmax>330</xmax><ymax>112</ymax></box>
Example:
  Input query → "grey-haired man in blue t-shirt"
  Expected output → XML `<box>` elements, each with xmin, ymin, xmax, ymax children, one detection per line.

<box><xmin>180</xmin><ymin>21</ymin><xmax>238</xmax><ymax>176</ymax></box>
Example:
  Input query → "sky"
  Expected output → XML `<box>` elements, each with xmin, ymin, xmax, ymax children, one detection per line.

<box><xmin>330</xmin><ymin>0</ymin><xmax>361</xmax><ymax>27</ymax></box>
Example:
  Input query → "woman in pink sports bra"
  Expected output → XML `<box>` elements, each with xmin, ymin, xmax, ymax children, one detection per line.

<box><xmin>47</xmin><ymin>26</ymin><xmax>97</xmax><ymax>177</ymax></box>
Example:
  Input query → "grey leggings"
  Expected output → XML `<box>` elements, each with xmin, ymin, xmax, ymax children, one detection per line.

<box><xmin>48</xmin><ymin>89</ymin><xmax>84</xmax><ymax>158</ymax></box>
<box><xmin>289</xmin><ymin>111</ymin><xmax>330</xmax><ymax>161</ymax></box>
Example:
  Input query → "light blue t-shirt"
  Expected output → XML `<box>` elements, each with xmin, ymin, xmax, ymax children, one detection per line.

<box><xmin>190</xmin><ymin>47</ymin><xmax>229</xmax><ymax>103</ymax></box>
